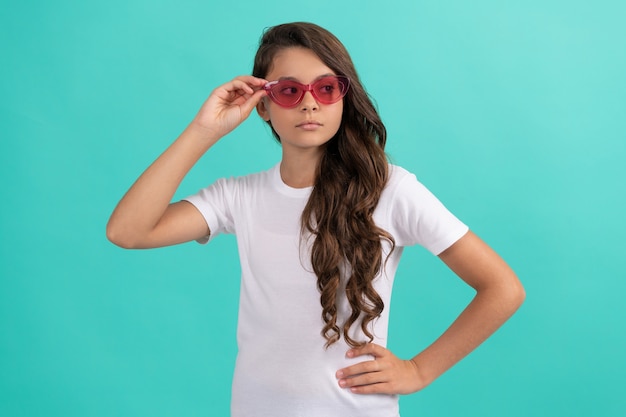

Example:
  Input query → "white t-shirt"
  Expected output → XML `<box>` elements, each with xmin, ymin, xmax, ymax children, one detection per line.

<box><xmin>184</xmin><ymin>163</ymin><xmax>468</xmax><ymax>417</ymax></box>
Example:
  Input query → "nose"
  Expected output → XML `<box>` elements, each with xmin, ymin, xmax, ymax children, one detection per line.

<box><xmin>299</xmin><ymin>90</ymin><xmax>319</xmax><ymax>111</ymax></box>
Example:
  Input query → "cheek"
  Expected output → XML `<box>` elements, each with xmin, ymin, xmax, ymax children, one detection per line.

<box><xmin>267</xmin><ymin>110</ymin><xmax>289</xmax><ymax>128</ymax></box>
<box><xmin>330</xmin><ymin>104</ymin><xmax>344</xmax><ymax>129</ymax></box>
<box><xmin>266</xmin><ymin>113</ymin><xmax>293</xmax><ymax>139</ymax></box>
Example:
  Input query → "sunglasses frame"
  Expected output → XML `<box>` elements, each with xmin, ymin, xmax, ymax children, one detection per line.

<box><xmin>262</xmin><ymin>75</ymin><xmax>350</xmax><ymax>108</ymax></box>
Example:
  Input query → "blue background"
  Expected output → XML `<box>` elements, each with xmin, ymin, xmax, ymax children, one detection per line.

<box><xmin>1</xmin><ymin>0</ymin><xmax>625</xmax><ymax>416</ymax></box>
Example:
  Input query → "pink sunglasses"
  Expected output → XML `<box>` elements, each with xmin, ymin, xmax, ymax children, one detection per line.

<box><xmin>263</xmin><ymin>75</ymin><xmax>350</xmax><ymax>108</ymax></box>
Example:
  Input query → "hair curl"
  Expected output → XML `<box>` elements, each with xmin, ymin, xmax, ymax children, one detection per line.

<box><xmin>252</xmin><ymin>22</ymin><xmax>395</xmax><ymax>348</ymax></box>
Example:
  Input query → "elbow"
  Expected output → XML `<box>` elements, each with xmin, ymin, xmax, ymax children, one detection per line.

<box><xmin>505</xmin><ymin>275</ymin><xmax>526</xmax><ymax>313</ymax></box>
<box><xmin>478</xmin><ymin>273</ymin><xmax>526</xmax><ymax>315</ymax></box>
<box><xmin>106</xmin><ymin>220</ymin><xmax>140</xmax><ymax>249</ymax></box>
<box><xmin>512</xmin><ymin>271</ymin><xmax>526</xmax><ymax>303</ymax></box>
<box><xmin>517</xmin><ymin>282</ymin><xmax>526</xmax><ymax>305</ymax></box>
<box><xmin>513</xmin><ymin>282</ymin><xmax>526</xmax><ymax>311</ymax></box>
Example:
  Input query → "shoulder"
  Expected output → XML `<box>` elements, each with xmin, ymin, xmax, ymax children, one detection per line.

<box><xmin>383</xmin><ymin>164</ymin><xmax>424</xmax><ymax>199</ymax></box>
<box><xmin>379</xmin><ymin>164</ymin><xmax>468</xmax><ymax>252</ymax></box>
<box><xmin>184</xmin><ymin>164</ymin><xmax>279</xmax><ymax>208</ymax></box>
<box><xmin>387</xmin><ymin>164</ymin><xmax>413</xmax><ymax>185</ymax></box>
<box><xmin>380</xmin><ymin>163</ymin><xmax>452</xmax><ymax>219</ymax></box>
<box><xmin>212</xmin><ymin>163</ymin><xmax>279</xmax><ymax>191</ymax></box>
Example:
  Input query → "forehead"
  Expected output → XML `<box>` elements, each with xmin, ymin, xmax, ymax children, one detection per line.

<box><xmin>266</xmin><ymin>47</ymin><xmax>335</xmax><ymax>82</ymax></box>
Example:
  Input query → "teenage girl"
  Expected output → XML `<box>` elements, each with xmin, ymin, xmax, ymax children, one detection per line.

<box><xmin>107</xmin><ymin>22</ymin><xmax>525</xmax><ymax>417</ymax></box>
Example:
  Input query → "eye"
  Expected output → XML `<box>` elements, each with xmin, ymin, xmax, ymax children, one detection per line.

<box><xmin>279</xmin><ymin>86</ymin><xmax>300</xmax><ymax>96</ymax></box>
<box><xmin>316</xmin><ymin>79</ymin><xmax>338</xmax><ymax>95</ymax></box>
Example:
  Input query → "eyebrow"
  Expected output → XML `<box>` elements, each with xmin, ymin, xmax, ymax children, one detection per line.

<box><xmin>277</xmin><ymin>73</ymin><xmax>336</xmax><ymax>83</ymax></box>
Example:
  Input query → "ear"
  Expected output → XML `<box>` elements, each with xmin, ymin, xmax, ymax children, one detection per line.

<box><xmin>256</xmin><ymin>97</ymin><xmax>271</xmax><ymax>122</ymax></box>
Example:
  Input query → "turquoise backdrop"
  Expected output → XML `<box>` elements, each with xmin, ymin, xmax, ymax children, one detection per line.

<box><xmin>1</xmin><ymin>0</ymin><xmax>625</xmax><ymax>416</ymax></box>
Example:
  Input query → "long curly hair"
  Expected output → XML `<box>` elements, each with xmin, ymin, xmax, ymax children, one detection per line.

<box><xmin>252</xmin><ymin>22</ymin><xmax>395</xmax><ymax>348</ymax></box>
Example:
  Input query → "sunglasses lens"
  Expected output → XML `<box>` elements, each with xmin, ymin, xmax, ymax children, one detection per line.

<box><xmin>313</xmin><ymin>76</ymin><xmax>348</xmax><ymax>104</ymax></box>
<box><xmin>270</xmin><ymin>81</ymin><xmax>303</xmax><ymax>107</ymax></box>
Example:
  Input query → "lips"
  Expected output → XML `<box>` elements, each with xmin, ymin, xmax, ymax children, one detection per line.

<box><xmin>296</xmin><ymin>120</ymin><xmax>323</xmax><ymax>130</ymax></box>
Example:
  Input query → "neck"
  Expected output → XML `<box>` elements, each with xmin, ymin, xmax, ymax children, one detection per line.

<box><xmin>280</xmin><ymin>148</ymin><xmax>323</xmax><ymax>188</ymax></box>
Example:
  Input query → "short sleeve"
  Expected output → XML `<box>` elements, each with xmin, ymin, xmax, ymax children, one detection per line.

<box><xmin>182</xmin><ymin>177</ymin><xmax>236</xmax><ymax>244</ymax></box>
<box><xmin>386</xmin><ymin>170</ymin><xmax>468</xmax><ymax>255</ymax></box>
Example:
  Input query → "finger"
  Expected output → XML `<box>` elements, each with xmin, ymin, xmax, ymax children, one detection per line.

<box><xmin>232</xmin><ymin>75</ymin><xmax>269</xmax><ymax>91</ymax></box>
<box><xmin>338</xmin><ymin>370</ymin><xmax>384</xmax><ymax>388</ymax></box>
<box><xmin>336</xmin><ymin>358</ymin><xmax>380</xmax><ymax>379</ymax></box>
<box><xmin>348</xmin><ymin>382</ymin><xmax>392</xmax><ymax>395</ymax></box>
<box><xmin>223</xmin><ymin>79</ymin><xmax>256</xmax><ymax>97</ymax></box>
<box><xmin>346</xmin><ymin>342</ymin><xmax>387</xmax><ymax>359</ymax></box>
<box><xmin>238</xmin><ymin>89</ymin><xmax>267</xmax><ymax>117</ymax></box>
<box><xmin>214</xmin><ymin>79</ymin><xmax>257</xmax><ymax>100</ymax></box>
<box><xmin>234</xmin><ymin>74</ymin><xmax>268</xmax><ymax>84</ymax></box>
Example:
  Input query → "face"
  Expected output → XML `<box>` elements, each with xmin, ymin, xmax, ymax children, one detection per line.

<box><xmin>257</xmin><ymin>47</ymin><xmax>344</xmax><ymax>155</ymax></box>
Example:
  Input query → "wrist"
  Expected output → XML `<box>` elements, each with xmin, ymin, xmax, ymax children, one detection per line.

<box><xmin>409</xmin><ymin>356</ymin><xmax>436</xmax><ymax>391</ymax></box>
<box><xmin>186</xmin><ymin>120</ymin><xmax>222</xmax><ymax>145</ymax></box>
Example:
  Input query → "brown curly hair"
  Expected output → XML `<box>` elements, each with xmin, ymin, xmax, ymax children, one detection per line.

<box><xmin>252</xmin><ymin>22</ymin><xmax>395</xmax><ymax>348</ymax></box>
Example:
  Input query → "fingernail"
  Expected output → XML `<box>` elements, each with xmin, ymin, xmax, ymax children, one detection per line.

<box><xmin>336</xmin><ymin>371</ymin><xmax>344</xmax><ymax>378</ymax></box>
<box><xmin>346</xmin><ymin>350</ymin><xmax>354</xmax><ymax>358</ymax></box>
<box><xmin>339</xmin><ymin>380</ymin><xmax>347</xmax><ymax>387</ymax></box>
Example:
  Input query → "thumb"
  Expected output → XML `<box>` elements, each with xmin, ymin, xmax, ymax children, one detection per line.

<box><xmin>239</xmin><ymin>89</ymin><xmax>267</xmax><ymax>119</ymax></box>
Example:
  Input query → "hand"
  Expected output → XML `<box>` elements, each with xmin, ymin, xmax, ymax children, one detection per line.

<box><xmin>335</xmin><ymin>343</ymin><xmax>426</xmax><ymax>395</ymax></box>
<box><xmin>191</xmin><ymin>75</ymin><xmax>268</xmax><ymax>140</ymax></box>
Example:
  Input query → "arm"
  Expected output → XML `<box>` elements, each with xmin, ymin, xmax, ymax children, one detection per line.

<box><xmin>336</xmin><ymin>230</ymin><xmax>525</xmax><ymax>394</ymax></box>
<box><xmin>106</xmin><ymin>76</ymin><xmax>267</xmax><ymax>249</ymax></box>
